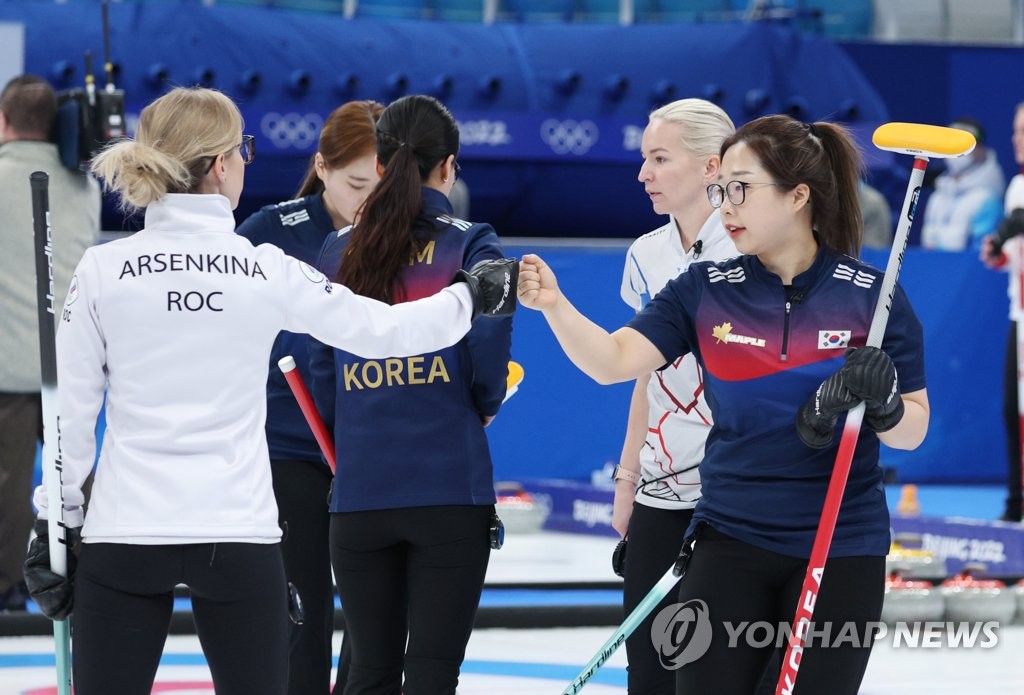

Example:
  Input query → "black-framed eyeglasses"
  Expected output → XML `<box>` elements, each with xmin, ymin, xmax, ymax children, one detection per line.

<box><xmin>237</xmin><ymin>134</ymin><xmax>255</xmax><ymax>165</ymax></box>
<box><xmin>204</xmin><ymin>135</ymin><xmax>256</xmax><ymax>174</ymax></box>
<box><xmin>706</xmin><ymin>180</ymin><xmax>780</xmax><ymax>208</ymax></box>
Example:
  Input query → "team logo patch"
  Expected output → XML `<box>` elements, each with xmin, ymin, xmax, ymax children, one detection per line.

<box><xmin>299</xmin><ymin>262</ymin><xmax>325</xmax><ymax>284</ymax></box>
<box><xmin>66</xmin><ymin>275</ymin><xmax>79</xmax><ymax>305</ymax></box>
<box><xmin>280</xmin><ymin>210</ymin><xmax>311</xmax><ymax>227</ymax></box>
<box><xmin>833</xmin><ymin>264</ymin><xmax>876</xmax><ymax>288</ymax></box>
<box><xmin>818</xmin><ymin>330</ymin><xmax>851</xmax><ymax>349</ymax></box>
<box><xmin>707</xmin><ymin>267</ymin><xmax>745</xmax><ymax>284</ymax></box>
<box><xmin>712</xmin><ymin>322</ymin><xmax>766</xmax><ymax>347</ymax></box>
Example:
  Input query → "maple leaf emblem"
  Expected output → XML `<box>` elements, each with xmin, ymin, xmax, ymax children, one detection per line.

<box><xmin>712</xmin><ymin>322</ymin><xmax>733</xmax><ymax>343</ymax></box>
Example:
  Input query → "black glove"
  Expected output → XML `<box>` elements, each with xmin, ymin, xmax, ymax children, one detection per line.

<box><xmin>795</xmin><ymin>346</ymin><xmax>903</xmax><ymax>449</ymax></box>
<box><xmin>611</xmin><ymin>538</ymin><xmax>627</xmax><ymax>578</ymax></box>
<box><xmin>795</xmin><ymin>368</ymin><xmax>858</xmax><ymax>449</ymax></box>
<box><xmin>451</xmin><ymin>258</ymin><xmax>518</xmax><ymax>319</ymax></box>
<box><xmin>993</xmin><ymin>208</ymin><xmax>1024</xmax><ymax>253</ymax></box>
<box><xmin>841</xmin><ymin>346</ymin><xmax>904</xmax><ymax>433</ymax></box>
<box><xmin>23</xmin><ymin>518</ymin><xmax>80</xmax><ymax>620</ymax></box>
<box><xmin>287</xmin><ymin>581</ymin><xmax>304</xmax><ymax>625</ymax></box>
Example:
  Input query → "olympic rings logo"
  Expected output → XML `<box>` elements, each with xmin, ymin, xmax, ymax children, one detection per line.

<box><xmin>540</xmin><ymin>118</ymin><xmax>599</xmax><ymax>155</ymax></box>
<box><xmin>261</xmin><ymin>112</ymin><xmax>324</xmax><ymax>150</ymax></box>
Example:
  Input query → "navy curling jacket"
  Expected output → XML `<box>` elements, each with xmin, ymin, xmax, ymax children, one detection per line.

<box><xmin>629</xmin><ymin>246</ymin><xmax>926</xmax><ymax>558</ymax></box>
<box><xmin>310</xmin><ymin>188</ymin><xmax>513</xmax><ymax>512</ymax></box>
<box><xmin>236</xmin><ymin>194</ymin><xmax>335</xmax><ymax>464</ymax></box>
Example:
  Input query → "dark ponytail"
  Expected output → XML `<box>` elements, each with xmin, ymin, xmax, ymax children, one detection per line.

<box><xmin>337</xmin><ymin>95</ymin><xmax>459</xmax><ymax>303</ymax></box>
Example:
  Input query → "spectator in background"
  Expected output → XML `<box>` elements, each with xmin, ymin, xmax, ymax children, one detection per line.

<box><xmin>921</xmin><ymin>117</ymin><xmax>1005</xmax><ymax>251</ymax></box>
<box><xmin>236</xmin><ymin>99</ymin><xmax>384</xmax><ymax>695</ymax></box>
<box><xmin>0</xmin><ymin>75</ymin><xmax>100</xmax><ymax>612</ymax></box>
<box><xmin>980</xmin><ymin>101</ymin><xmax>1024</xmax><ymax>523</ymax></box>
<box><xmin>859</xmin><ymin>180</ymin><xmax>893</xmax><ymax>250</ymax></box>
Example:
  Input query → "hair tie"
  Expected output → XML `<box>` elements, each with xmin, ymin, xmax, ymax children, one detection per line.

<box><xmin>805</xmin><ymin>122</ymin><xmax>819</xmax><ymax>138</ymax></box>
<box><xmin>377</xmin><ymin>129</ymin><xmax>408</xmax><ymax>149</ymax></box>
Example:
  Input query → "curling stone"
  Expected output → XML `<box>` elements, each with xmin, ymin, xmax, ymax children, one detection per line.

<box><xmin>886</xmin><ymin>533</ymin><xmax>947</xmax><ymax>580</ymax></box>
<box><xmin>880</xmin><ymin>571</ymin><xmax>945</xmax><ymax>624</ymax></box>
<box><xmin>494</xmin><ymin>481</ymin><xmax>550</xmax><ymax>534</ymax></box>
<box><xmin>940</xmin><ymin>565</ymin><xmax>1017</xmax><ymax>624</ymax></box>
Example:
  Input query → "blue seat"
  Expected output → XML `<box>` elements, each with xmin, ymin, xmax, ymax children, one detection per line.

<box><xmin>434</xmin><ymin>0</ymin><xmax>487</xmax><ymax>21</ymax></box>
<box><xmin>573</xmin><ymin>0</ymin><xmax>623</xmax><ymax>23</ymax></box>
<box><xmin>636</xmin><ymin>0</ymin><xmax>729</xmax><ymax>23</ymax></box>
<box><xmin>356</xmin><ymin>0</ymin><xmax>430</xmax><ymax>19</ymax></box>
<box><xmin>808</xmin><ymin>0</ymin><xmax>873</xmax><ymax>38</ymax></box>
<box><xmin>500</xmin><ymin>0</ymin><xmax>576</xmax><ymax>22</ymax></box>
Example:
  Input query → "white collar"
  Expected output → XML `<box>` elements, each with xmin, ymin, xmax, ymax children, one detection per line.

<box><xmin>143</xmin><ymin>194</ymin><xmax>236</xmax><ymax>235</ymax></box>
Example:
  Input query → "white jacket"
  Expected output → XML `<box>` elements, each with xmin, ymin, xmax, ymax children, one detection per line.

<box><xmin>620</xmin><ymin>210</ymin><xmax>737</xmax><ymax>509</ymax></box>
<box><xmin>921</xmin><ymin>149</ymin><xmax>1006</xmax><ymax>251</ymax></box>
<box><xmin>34</xmin><ymin>194</ymin><xmax>475</xmax><ymax>544</ymax></box>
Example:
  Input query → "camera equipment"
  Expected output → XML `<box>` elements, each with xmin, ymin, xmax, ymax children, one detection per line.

<box><xmin>53</xmin><ymin>0</ymin><xmax>125</xmax><ymax>170</ymax></box>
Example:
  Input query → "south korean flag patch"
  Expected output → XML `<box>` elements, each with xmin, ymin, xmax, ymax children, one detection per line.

<box><xmin>818</xmin><ymin>330</ymin><xmax>851</xmax><ymax>349</ymax></box>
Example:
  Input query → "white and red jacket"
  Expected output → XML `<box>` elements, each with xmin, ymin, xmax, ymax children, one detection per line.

<box><xmin>619</xmin><ymin>210</ymin><xmax>737</xmax><ymax>510</ymax></box>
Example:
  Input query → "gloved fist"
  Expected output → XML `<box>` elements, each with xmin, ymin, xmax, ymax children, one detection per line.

<box><xmin>23</xmin><ymin>518</ymin><xmax>80</xmax><ymax>620</ymax></box>
<box><xmin>841</xmin><ymin>346</ymin><xmax>904</xmax><ymax>433</ymax></box>
<box><xmin>451</xmin><ymin>258</ymin><xmax>518</xmax><ymax>319</ymax></box>
<box><xmin>795</xmin><ymin>369</ymin><xmax>859</xmax><ymax>448</ymax></box>
<box><xmin>611</xmin><ymin>538</ymin><xmax>627</xmax><ymax>578</ymax></box>
<box><xmin>795</xmin><ymin>346</ymin><xmax>904</xmax><ymax>449</ymax></box>
<box><xmin>993</xmin><ymin>208</ymin><xmax>1024</xmax><ymax>253</ymax></box>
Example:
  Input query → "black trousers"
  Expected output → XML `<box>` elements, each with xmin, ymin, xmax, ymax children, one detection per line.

<box><xmin>675</xmin><ymin>526</ymin><xmax>884</xmax><ymax>695</ymax></box>
<box><xmin>1003</xmin><ymin>323</ymin><xmax>1023</xmax><ymax>520</ymax></box>
<box><xmin>0</xmin><ymin>392</ymin><xmax>40</xmax><ymax>597</ymax></box>
<box><xmin>329</xmin><ymin>505</ymin><xmax>492</xmax><ymax>695</ymax></box>
<box><xmin>623</xmin><ymin>503</ymin><xmax>693</xmax><ymax>694</ymax></box>
<box><xmin>72</xmin><ymin>542</ymin><xmax>288</xmax><ymax>695</ymax></box>
<box><xmin>271</xmin><ymin>458</ymin><xmax>338</xmax><ymax>695</ymax></box>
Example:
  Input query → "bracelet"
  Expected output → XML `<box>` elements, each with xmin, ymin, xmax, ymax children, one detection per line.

<box><xmin>613</xmin><ymin>465</ymin><xmax>640</xmax><ymax>485</ymax></box>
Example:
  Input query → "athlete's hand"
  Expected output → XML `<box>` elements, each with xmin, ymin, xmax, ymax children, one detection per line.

<box><xmin>23</xmin><ymin>518</ymin><xmax>80</xmax><ymax>620</ymax></box>
<box><xmin>979</xmin><ymin>235</ymin><xmax>1004</xmax><ymax>268</ymax></box>
<box><xmin>795</xmin><ymin>346</ymin><xmax>903</xmax><ymax>448</ymax></box>
<box><xmin>841</xmin><ymin>346</ymin><xmax>904</xmax><ymax>433</ymax></box>
<box><xmin>517</xmin><ymin>254</ymin><xmax>560</xmax><ymax>311</ymax></box>
<box><xmin>451</xmin><ymin>258</ymin><xmax>518</xmax><ymax>319</ymax></box>
<box><xmin>611</xmin><ymin>480</ymin><xmax>635</xmax><ymax>538</ymax></box>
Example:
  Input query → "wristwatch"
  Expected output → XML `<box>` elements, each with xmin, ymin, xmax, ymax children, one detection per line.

<box><xmin>612</xmin><ymin>465</ymin><xmax>640</xmax><ymax>485</ymax></box>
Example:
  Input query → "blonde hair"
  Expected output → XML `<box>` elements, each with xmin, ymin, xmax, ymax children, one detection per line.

<box><xmin>649</xmin><ymin>98</ymin><xmax>736</xmax><ymax>159</ymax></box>
<box><xmin>90</xmin><ymin>87</ymin><xmax>244</xmax><ymax>211</ymax></box>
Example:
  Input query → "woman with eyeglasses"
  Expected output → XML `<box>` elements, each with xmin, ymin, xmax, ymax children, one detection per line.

<box><xmin>614</xmin><ymin>98</ymin><xmax>741</xmax><ymax>695</ymax></box>
<box><xmin>22</xmin><ymin>87</ymin><xmax>515</xmax><ymax>695</ymax></box>
<box><xmin>236</xmin><ymin>99</ymin><xmax>385</xmax><ymax>695</ymax></box>
<box><xmin>308</xmin><ymin>94</ymin><xmax>513</xmax><ymax>695</ymax></box>
<box><xmin>519</xmin><ymin>114</ymin><xmax>929</xmax><ymax>695</ymax></box>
